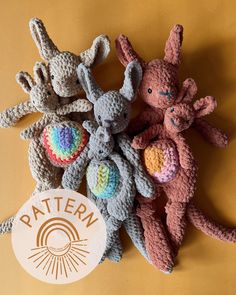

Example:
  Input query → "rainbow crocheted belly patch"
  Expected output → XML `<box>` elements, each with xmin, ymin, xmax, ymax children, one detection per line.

<box><xmin>86</xmin><ymin>160</ymin><xmax>120</xmax><ymax>199</ymax></box>
<box><xmin>142</xmin><ymin>139</ymin><xmax>179</xmax><ymax>183</ymax></box>
<box><xmin>42</xmin><ymin>121</ymin><xmax>88</xmax><ymax>167</ymax></box>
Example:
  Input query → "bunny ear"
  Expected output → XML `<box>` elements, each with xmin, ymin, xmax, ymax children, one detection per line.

<box><xmin>177</xmin><ymin>78</ymin><xmax>198</xmax><ymax>103</ymax></box>
<box><xmin>82</xmin><ymin>120</ymin><xmax>97</xmax><ymax>135</ymax></box>
<box><xmin>77</xmin><ymin>64</ymin><xmax>104</xmax><ymax>104</ymax></box>
<box><xmin>193</xmin><ymin>96</ymin><xmax>217</xmax><ymax>118</ymax></box>
<box><xmin>29</xmin><ymin>18</ymin><xmax>60</xmax><ymax>61</ymax></box>
<box><xmin>115</xmin><ymin>34</ymin><xmax>146</xmax><ymax>68</ymax></box>
<box><xmin>33</xmin><ymin>62</ymin><xmax>49</xmax><ymax>84</ymax></box>
<box><xmin>119</xmin><ymin>60</ymin><xmax>142</xmax><ymax>102</ymax></box>
<box><xmin>164</xmin><ymin>24</ymin><xmax>183</xmax><ymax>66</ymax></box>
<box><xmin>96</xmin><ymin>126</ymin><xmax>111</xmax><ymax>143</ymax></box>
<box><xmin>79</xmin><ymin>35</ymin><xmax>110</xmax><ymax>67</ymax></box>
<box><xmin>16</xmin><ymin>71</ymin><xmax>35</xmax><ymax>93</ymax></box>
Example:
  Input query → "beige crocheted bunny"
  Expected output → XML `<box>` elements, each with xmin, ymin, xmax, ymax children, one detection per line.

<box><xmin>29</xmin><ymin>18</ymin><xmax>110</xmax><ymax>97</ymax></box>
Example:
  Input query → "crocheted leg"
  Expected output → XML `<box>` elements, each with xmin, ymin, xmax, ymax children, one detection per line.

<box><xmin>0</xmin><ymin>216</ymin><xmax>15</xmax><ymax>234</ymax></box>
<box><xmin>105</xmin><ymin>232</ymin><xmax>123</xmax><ymax>262</ymax></box>
<box><xmin>165</xmin><ymin>200</ymin><xmax>187</xmax><ymax>255</ymax></box>
<box><xmin>187</xmin><ymin>202</ymin><xmax>236</xmax><ymax>243</ymax></box>
<box><xmin>137</xmin><ymin>197</ymin><xmax>174</xmax><ymax>273</ymax></box>
<box><xmin>123</xmin><ymin>211</ymin><xmax>148</xmax><ymax>260</ymax></box>
<box><xmin>87</xmin><ymin>185</ymin><xmax>123</xmax><ymax>262</ymax></box>
<box><xmin>29</xmin><ymin>139</ymin><xmax>63</xmax><ymax>189</ymax></box>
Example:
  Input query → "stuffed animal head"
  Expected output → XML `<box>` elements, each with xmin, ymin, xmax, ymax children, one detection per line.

<box><xmin>83</xmin><ymin>120</ymin><xmax>114</xmax><ymax>160</ymax></box>
<box><xmin>16</xmin><ymin>62</ymin><xmax>60</xmax><ymax>113</ymax></box>
<box><xmin>115</xmin><ymin>25</ymin><xmax>183</xmax><ymax>109</ymax></box>
<box><xmin>77</xmin><ymin>60</ymin><xmax>142</xmax><ymax>134</ymax></box>
<box><xmin>30</xmin><ymin>18</ymin><xmax>110</xmax><ymax>97</ymax></box>
<box><xmin>164</xmin><ymin>96</ymin><xmax>217</xmax><ymax>134</ymax></box>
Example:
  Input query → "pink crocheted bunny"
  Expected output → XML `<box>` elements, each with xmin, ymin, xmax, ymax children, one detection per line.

<box><xmin>132</xmin><ymin>94</ymin><xmax>236</xmax><ymax>272</ymax></box>
<box><xmin>115</xmin><ymin>24</ymin><xmax>228</xmax><ymax>148</ymax></box>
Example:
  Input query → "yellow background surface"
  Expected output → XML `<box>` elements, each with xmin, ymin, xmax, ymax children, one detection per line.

<box><xmin>0</xmin><ymin>0</ymin><xmax>236</xmax><ymax>294</ymax></box>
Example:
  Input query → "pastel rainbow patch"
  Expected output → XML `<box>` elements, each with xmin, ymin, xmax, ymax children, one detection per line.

<box><xmin>86</xmin><ymin>161</ymin><xmax>120</xmax><ymax>199</ymax></box>
<box><xmin>43</xmin><ymin>121</ymin><xmax>88</xmax><ymax>167</ymax></box>
<box><xmin>142</xmin><ymin>139</ymin><xmax>179</xmax><ymax>183</ymax></box>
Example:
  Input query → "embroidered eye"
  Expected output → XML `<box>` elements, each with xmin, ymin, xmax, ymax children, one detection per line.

<box><xmin>51</xmin><ymin>75</ymin><xmax>54</xmax><ymax>80</ymax></box>
<box><xmin>170</xmin><ymin>108</ymin><xmax>174</xmax><ymax>112</ymax></box>
<box><xmin>148</xmin><ymin>88</ymin><xmax>152</xmax><ymax>94</ymax></box>
<box><xmin>47</xmin><ymin>91</ymin><xmax>51</xmax><ymax>95</ymax></box>
<box><xmin>98</xmin><ymin>150</ymin><xmax>103</xmax><ymax>154</ymax></box>
<box><xmin>76</xmin><ymin>79</ymin><xmax>80</xmax><ymax>85</ymax></box>
<box><xmin>124</xmin><ymin>113</ymin><xmax>127</xmax><ymax>119</ymax></box>
<box><xmin>98</xmin><ymin>115</ymin><xmax>101</xmax><ymax>121</ymax></box>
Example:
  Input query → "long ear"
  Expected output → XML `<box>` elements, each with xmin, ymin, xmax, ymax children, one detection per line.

<box><xmin>77</xmin><ymin>64</ymin><xmax>104</xmax><ymax>103</ymax></box>
<box><xmin>82</xmin><ymin>120</ymin><xmax>97</xmax><ymax>135</ymax></box>
<box><xmin>33</xmin><ymin>62</ymin><xmax>49</xmax><ymax>84</ymax></box>
<box><xmin>29</xmin><ymin>18</ymin><xmax>60</xmax><ymax>61</ymax></box>
<box><xmin>164</xmin><ymin>24</ymin><xmax>183</xmax><ymax>66</ymax></box>
<box><xmin>96</xmin><ymin>126</ymin><xmax>111</xmax><ymax>143</ymax></box>
<box><xmin>79</xmin><ymin>35</ymin><xmax>110</xmax><ymax>67</ymax></box>
<box><xmin>16</xmin><ymin>72</ymin><xmax>35</xmax><ymax>93</ymax></box>
<box><xmin>193</xmin><ymin>96</ymin><xmax>217</xmax><ymax>118</ymax></box>
<box><xmin>119</xmin><ymin>60</ymin><xmax>142</xmax><ymax>102</ymax></box>
<box><xmin>177</xmin><ymin>78</ymin><xmax>197</xmax><ymax>103</ymax></box>
<box><xmin>115</xmin><ymin>34</ymin><xmax>146</xmax><ymax>68</ymax></box>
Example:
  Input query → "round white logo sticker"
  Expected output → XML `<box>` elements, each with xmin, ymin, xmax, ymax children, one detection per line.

<box><xmin>11</xmin><ymin>189</ymin><xmax>107</xmax><ymax>284</ymax></box>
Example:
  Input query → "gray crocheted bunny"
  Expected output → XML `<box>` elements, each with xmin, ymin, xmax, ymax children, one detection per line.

<box><xmin>62</xmin><ymin>60</ymin><xmax>154</xmax><ymax>262</ymax></box>
<box><xmin>29</xmin><ymin>18</ymin><xmax>110</xmax><ymax>97</ymax></box>
<box><xmin>0</xmin><ymin>62</ymin><xmax>92</xmax><ymax>234</ymax></box>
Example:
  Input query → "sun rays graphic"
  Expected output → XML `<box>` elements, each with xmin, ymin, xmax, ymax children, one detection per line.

<box><xmin>27</xmin><ymin>217</ymin><xmax>89</xmax><ymax>280</ymax></box>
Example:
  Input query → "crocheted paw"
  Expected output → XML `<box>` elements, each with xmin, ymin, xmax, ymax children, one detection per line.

<box><xmin>131</xmin><ymin>136</ymin><xmax>148</xmax><ymax>149</ymax></box>
<box><xmin>134</xmin><ymin>171</ymin><xmax>155</xmax><ymax>198</ymax></box>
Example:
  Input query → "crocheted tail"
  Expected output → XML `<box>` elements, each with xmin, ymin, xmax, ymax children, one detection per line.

<box><xmin>187</xmin><ymin>202</ymin><xmax>236</xmax><ymax>242</ymax></box>
<box><xmin>0</xmin><ymin>216</ymin><xmax>14</xmax><ymax>234</ymax></box>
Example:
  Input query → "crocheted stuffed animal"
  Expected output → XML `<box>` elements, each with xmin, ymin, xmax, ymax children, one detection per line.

<box><xmin>115</xmin><ymin>24</ymin><xmax>228</xmax><ymax>148</ymax></box>
<box><xmin>0</xmin><ymin>62</ymin><xmax>92</xmax><ymax>234</ymax></box>
<box><xmin>62</xmin><ymin>60</ymin><xmax>154</xmax><ymax>262</ymax></box>
<box><xmin>77</xmin><ymin>120</ymin><xmax>145</xmax><ymax>261</ymax></box>
<box><xmin>30</xmin><ymin>18</ymin><xmax>110</xmax><ymax>98</ymax></box>
<box><xmin>132</xmin><ymin>94</ymin><xmax>236</xmax><ymax>272</ymax></box>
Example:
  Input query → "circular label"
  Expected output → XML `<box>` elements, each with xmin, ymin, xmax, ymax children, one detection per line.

<box><xmin>11</xmin><ymin>189</ymin><xmax>107</xmax><ymax>284</ymax></box>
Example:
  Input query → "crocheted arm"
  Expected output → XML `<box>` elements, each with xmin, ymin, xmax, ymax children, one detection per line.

<box><xmin>131</xmin><ymin>124</ymin><xmax>163</xmax><ymax>149</ymax></box>
<box><xmin>20</xmin><ymin>115</ymin><xmax>52</xmax><ymax>140</ymax></box>
<box><xmin>170</xmin><ymin>133</ymin><xmax>195</xmax><ymax>170</ymax></box>
<box><xmin>62</xmin><ymin>146</ymin><xmax>89</xmax><ymax>191</ymax></box>
<box><xmin>127</xmin><ymin>108</ymin><xmax>164</xmax><ymax>135</ymax></box>
<box><xmin>107</xmin><ymin>152</ymin><xmax>135</xmax><ymax>221</ymax></box>
<box><xmin>56</xmin><ymin>99</ymin><xmax>92</xmax><ymax>115</ymax></box>
<box><xmin>193</xmin><ymin>118</ymin><xmax>228</xmax><ymax>148</ymax></box>
<box><xmin>116</xmin><ymin>133</ymin><xmax>155</xmax><ymax>198</ymax></box>
<box><xmin>0</xmin><ymin>100</ymin><xmax>36</xmax><ymax>128</ymax></box>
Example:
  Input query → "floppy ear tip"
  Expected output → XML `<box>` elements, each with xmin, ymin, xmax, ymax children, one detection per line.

<box><xmin>29</xmin><ymin>17</ymin><xmax>43</xmax><ymax>28</ymax></box>
<box><xmin>172</xmin><ymin>24</ymin><xmax>184</xmax><ymax>34</ymax></box>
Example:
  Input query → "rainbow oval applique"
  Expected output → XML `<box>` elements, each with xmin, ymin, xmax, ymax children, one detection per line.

<box><xmin>86</xmin><ymin>160</ymin><xmax>120</xmax><ymax>199</ymax></box>
<box><xmin>142</xmin><ymin>139</ymin><xmax>179</xmax><ymax>183</ymax></box>
<box><xmin>43</xmin><ymin>121</ymin><xmax>88</xmax><ymax>167</ymax></box>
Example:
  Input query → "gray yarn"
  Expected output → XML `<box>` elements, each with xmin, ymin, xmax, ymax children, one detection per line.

<box><xmin>62</xmin><ymin>61</ymin><xmax>155</xmax><ymax>262</ymax></box>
